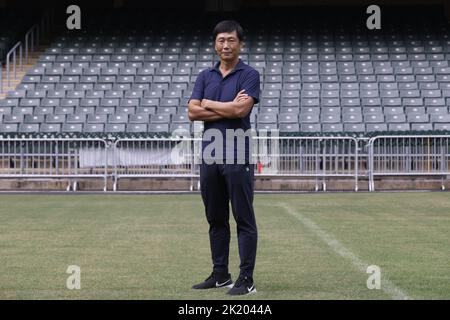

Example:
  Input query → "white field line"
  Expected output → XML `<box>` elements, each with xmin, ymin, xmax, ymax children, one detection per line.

<box><xmin>279</xmin><ymin>203</ymin><xmax>411</xmax><ymax>300</ymax></box>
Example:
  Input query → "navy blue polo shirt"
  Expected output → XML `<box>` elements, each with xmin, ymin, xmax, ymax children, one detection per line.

<box><xmin>189</xmin><ymin>59</ymin><xmax>260</xmax><ymax>163</ymax></box>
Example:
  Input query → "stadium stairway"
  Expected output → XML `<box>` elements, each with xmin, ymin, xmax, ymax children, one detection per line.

<box><xmin>0</xmin><ymin>46</ymin><xmax>46</xmax><ymax>100</ymax></box>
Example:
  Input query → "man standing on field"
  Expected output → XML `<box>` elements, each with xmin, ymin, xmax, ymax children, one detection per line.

<box><xmin>188</xmin><ymin>20</ymin><xmax>260</xmax><ymax>296</ymax></box>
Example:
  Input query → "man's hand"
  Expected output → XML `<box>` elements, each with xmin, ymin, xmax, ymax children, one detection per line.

<box><xmin>233</xmin><ymin>89</ymin><xmax>250</xmax><ymax>103</ymax></box>
<box><xmin>201</xmin><ymin>98</ymin><xmax>213</xmax><ymax>110</ymax></box>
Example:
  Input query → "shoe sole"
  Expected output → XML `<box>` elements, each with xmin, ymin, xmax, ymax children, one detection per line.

<box><xmin>226</xmin><ymin>288</ymin><xmax>257</xmax><ymax>296</ymax></box>
<box><xmin>247</xmin><ymin>288</ymin><xmax>257</xmax><ymax>295</ymax></box>
<box><xmin>192</xmin><ymin>282</ymin><xmax>234</xmax><ymax>290</ymax></box>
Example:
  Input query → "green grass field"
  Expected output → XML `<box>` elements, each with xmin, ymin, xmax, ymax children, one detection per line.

<box><xmin>0</xmin><ymin>192</ymin><xmax>449</xmax><ymax>300</ymax></box>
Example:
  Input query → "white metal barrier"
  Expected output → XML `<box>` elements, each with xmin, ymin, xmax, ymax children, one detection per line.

<box><xmin>0</xmin><ymin>135</ymin><xmax>448</xmax><ymax>192</ymax></box>
<box><xmin>367</xmin><ymin>135</ymin><xmax>450</xmax><ymax>191</ymax></box>
<box><xmin>112</xmin><ymin>136</ymin><xmax>360</xmax><ymax>191</ymax></box>
<box><xmin>358</xmin><ymin>137</ymin><xmax>371</xmax><ymax>179</ymax></box>
<box><xmin>0</xmin><ymin>138</ymin><xmax>109</xmax><ymax>191</ymax></box>
<box><xmin>253</xmin><ymin>136</ymin><xmax>360</xmax><ymax>191</ymax></box>
<box><xmin>113</xmin><ymin>137</ymin><xmax>200</xmax><ymax>191</ymax></box>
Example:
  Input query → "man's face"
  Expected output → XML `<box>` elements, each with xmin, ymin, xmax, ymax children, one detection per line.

<box><xmin>214</xmin><ymin>30</ymin><xmax>242</xmax><ymax>63</ymax></box>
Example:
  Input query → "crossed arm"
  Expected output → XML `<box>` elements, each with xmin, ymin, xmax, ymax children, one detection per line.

<box><xmin>188</xmin><ymin>90</ymin><xmax>255</xmax><ymax>122</ymax></box>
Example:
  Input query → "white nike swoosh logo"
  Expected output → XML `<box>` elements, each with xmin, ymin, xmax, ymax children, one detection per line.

<box><xmin>216</xmin><ymin>280</ymin><xmax>230</xmax><ymax>287</ymax></box>
<box><xmin>247</xmin><ymin>285</ymin><xmax>255</xmax><ymax>292</ymax></box>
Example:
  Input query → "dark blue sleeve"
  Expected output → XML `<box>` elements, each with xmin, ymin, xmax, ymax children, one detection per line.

<box><xmin>189</xmin><ymin>70</ymin><xmax>205</xmax><ymax>102</ymax></box>
<box><xmin>240</xmin><ymin>69</ymin><xmax>260</xmax><ymax>105</ymax></box>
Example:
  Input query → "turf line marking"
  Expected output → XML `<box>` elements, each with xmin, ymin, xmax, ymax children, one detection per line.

<box><xmin>279</xmin><ymin>203</ymin><xmax>411</xmax><ymax>300</ymax></box>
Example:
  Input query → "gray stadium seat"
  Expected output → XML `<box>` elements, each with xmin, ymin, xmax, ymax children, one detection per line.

<box><xmin>301</xmin><ymin>123</ymin><xmax>321</xmax><ymax>132</ymax></box>
<box><xmin>19</xmin><ymin>124</ymin><xmax>39</xmax><ymax>132</ymax></box>
<box><xmin>0</xmin><ymin>124</ymin><xmax>18</xmax><ymax>132</ymax></box>
<box><xmin>105</xmin><ymin>124</ymin><xmax>126</xmax><ymax>132</ymax></box>
<box><xmin>84</xmin><ymin>123</ymin><xmax>104</xmax><ymax>133</ymax></box>
<box><xmin>40</xmin><ymin>123</ymin><xmax>62</xmax><ymax>133</ymax></box>
<box><xmin>126</xmin><ymin>124</ymin><xmax>148</xmax><ymax>133</ymax></box>
<box><xmin>279</xmin><ymin>123</ymin><xmax>300</xmax><ymax>132</ymax></box>
<box><xmin>149</xmin><ymin>123</ymin><xmax>169</xmax><ymax>132</ymax></box>
<box><xmin>365</xmin><ymin>122</ymin><xmax>387</xmax><ymax>131</ymax></box>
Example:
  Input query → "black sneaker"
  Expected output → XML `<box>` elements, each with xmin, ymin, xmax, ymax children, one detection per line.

<box><xmin>192</xmin><ymin>272</ymin><xmax>233</xmax><ymax>290</ymax></box>
<box><xmin>226</xmin><ymin>275</ymin><xmax>256</xmax><ymax>295</ymax></box>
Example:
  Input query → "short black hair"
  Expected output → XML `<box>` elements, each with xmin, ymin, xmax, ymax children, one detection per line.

<box><xmin>213</xmin><ymin>20</ymin><xmax>244</xmax><ymax>42</ymax></box>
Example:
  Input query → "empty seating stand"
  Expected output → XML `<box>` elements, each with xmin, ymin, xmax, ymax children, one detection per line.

<box><xmin>1</xmin><ymin>8</ymin><xmax>450</xmax><ymax>135</ymax></box>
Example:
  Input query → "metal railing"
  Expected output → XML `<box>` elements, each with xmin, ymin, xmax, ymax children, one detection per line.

<box><xmin>1</xmin><ymin>10</ymin><xmax>54</xmax><ymax>93</ymax></box>
<box><xmin>367</xmin><ymin>135</ymin><xmax>450</xmax><ymax>191</ymax></box>
<box><xmin>0</xmin><ymin>135</ymin><xmax>449</xmax><ymax>191</ymax></box>
<box><xmin>0</xmin><ymin>62</ymin><xmax>2</xmax><ymax>93</ymax></box>
<box><xmin>112</xmin><ymin>136</ymin><xmax>360</xmax><ymax>191</ymax></box>
<box><xmin>5</xmin><ymin>41</ymin><xmax>23</xmax><ymax>87</ymax></box>
<box><xmin>25</xmin><ymin>24</ymin><xmax>39</xmax><ymax>64</ymax></box>
<box><xmin>358</xmin><ymin>137</ymin><xmax>371</xmax><ymax>178</ymax></box>
<box><xmin>252</xmin><ymin>136</ymin><xmax>360</xmax><ymax>191</ymax></box>
<box><xmin>0</xmin><ymin>138</ymin><xmax>109</xmax><ymax>191</ymax></box>
<box><xmin>113</xmin><ymin>137</ymin><xmax>200</xmax><ymax>191</ymax></box>
<box><xmin>25</xmin><ymin>10</ymin><xmax>55</xmax><ymax>65</ymax></box>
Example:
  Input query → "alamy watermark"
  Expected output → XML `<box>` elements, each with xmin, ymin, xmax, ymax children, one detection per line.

<box><xmin>66</xmin><ymin>265</ymin><xmax>81</xmax><ymax>290</ymax></box>
<box><xmin>170</xmin><ymin>127</ymin><xmax>279</xmax><ymax>165</ymax></box>
<box><xmin>366</xmin><ymin>265</ymin><xmax>381</xmax><ymax>290</ymax></box>
<box><xmin>366</xmin><ymin>5</ymin><xmax>381</xmax><ymax>30</ymax></box>
<box><xmin>66</xmin><ymin>5</ymin><xmax>81</xmax><ymax>30</ymax></box>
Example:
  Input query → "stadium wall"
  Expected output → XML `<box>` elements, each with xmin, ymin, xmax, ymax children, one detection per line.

<box><xmin>1</xmin><ymin>177</ymin><xmax>450</xmax><ymax>192</ymax></box>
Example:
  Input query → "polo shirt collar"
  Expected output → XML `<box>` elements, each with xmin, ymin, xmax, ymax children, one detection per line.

<box><xmin>212</xmin><ymin>58</ymin><xmax>245</xmax><ymax>75</ymax></box>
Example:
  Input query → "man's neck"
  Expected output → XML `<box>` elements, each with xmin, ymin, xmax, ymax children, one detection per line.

<box><xmin>220</xmin><ymin>59</ymin><xmax>239</xmax><ymax>72</ymax></box>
